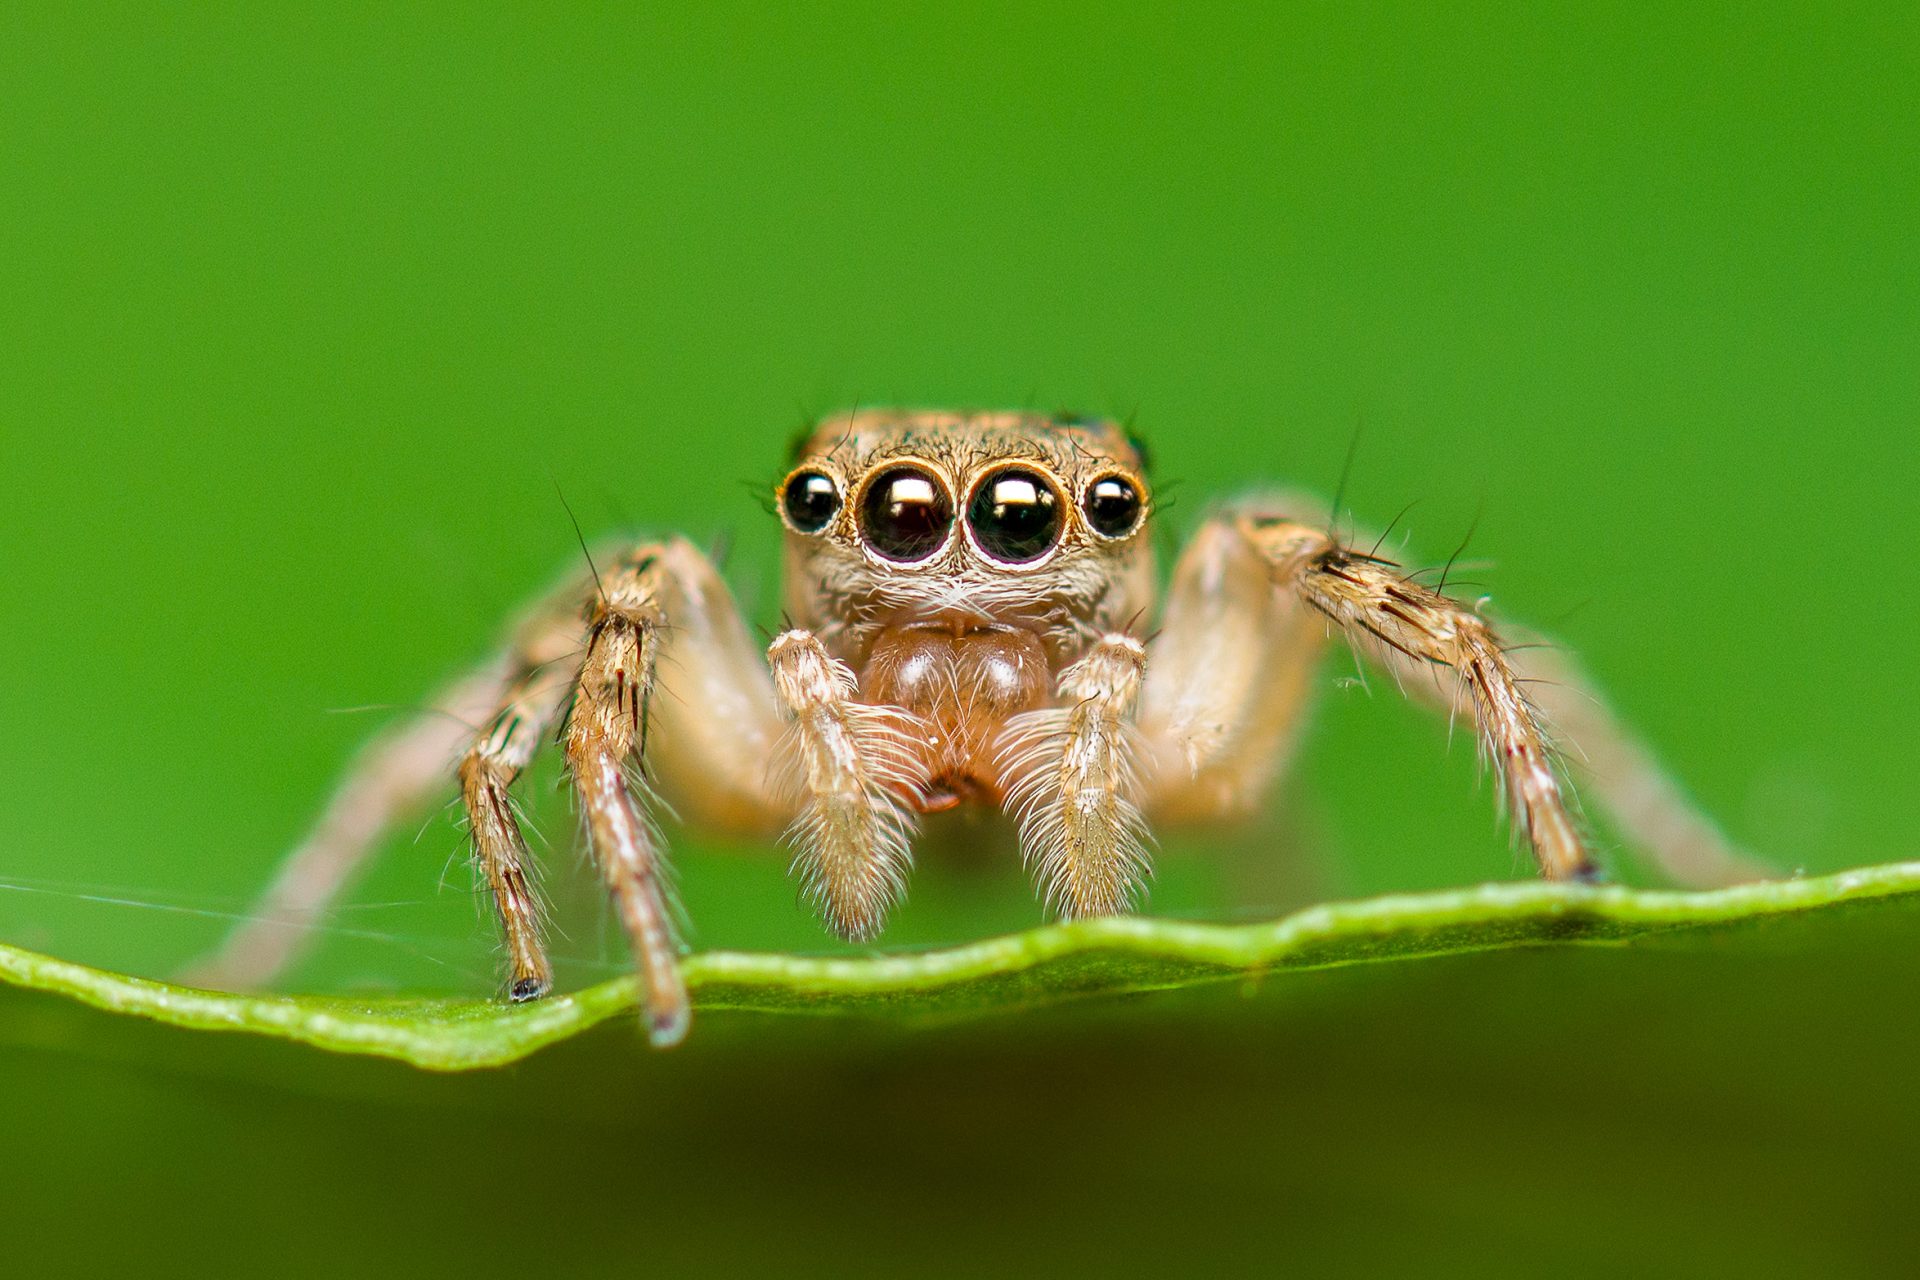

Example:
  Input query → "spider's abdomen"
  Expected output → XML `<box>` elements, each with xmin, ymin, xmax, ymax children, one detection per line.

<box><xmin>862</xmin><ymin>622</ymin><xmax>1050</xmax><ymax>813</ymax></box>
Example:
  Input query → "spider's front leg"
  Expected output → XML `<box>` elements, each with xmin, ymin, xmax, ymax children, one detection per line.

<box><xmin>561</xmin><ymin>552</ymin><xmax>689</xmax><ymax>1042</ymax></box>
<box><xmin>1139</xmin><ymin>507</ymin><xmax>1595</xmax><ymax>882</ymax></box>
<box><xmin>560</xmin><ymin>540</ymin><xmax>791</xmax><ymax>1046</ymax></box>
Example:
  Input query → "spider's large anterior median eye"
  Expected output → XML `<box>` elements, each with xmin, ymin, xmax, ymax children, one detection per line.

<box><xmin>781</xmin><ymin>470</ymin><xmax>841</xmax><ymax>533</ymax></box>
<box><xmin>859</xmin><ymin>465</ymin><xmax>953</xmax><ymax>562</ymax></box>
<box><xmin>967</xmin><ymin>467</ymin><xmax>1063</xmax><ymax>564</ymax></box>
<box><xmin>1084</xmin><ymin>475</ymin><xmax>1145</xmax><ymax>538</ymax></box>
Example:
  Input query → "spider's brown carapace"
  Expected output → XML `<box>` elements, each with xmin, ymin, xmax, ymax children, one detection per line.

<box><xmin>199</xmin><ymin>410</ymin><xmax>1763</xmax><ymax>1044</ymax></box>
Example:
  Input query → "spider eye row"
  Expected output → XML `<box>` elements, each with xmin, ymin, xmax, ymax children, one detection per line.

<box><xmin>779</xmin><ymin>464</ymin><xmax>1145</xmax><ymax>563</ymax></box>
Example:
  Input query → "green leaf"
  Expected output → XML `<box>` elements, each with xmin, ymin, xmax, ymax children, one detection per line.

<box><xmin>4</xmin><ymin>861</ymin><xmax>1915</xmax><ymax>1071</ymax></box>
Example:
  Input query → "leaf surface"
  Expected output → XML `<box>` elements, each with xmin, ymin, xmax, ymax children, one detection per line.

<box><xmin>5</xmin><ymin>862</ymin><xmax>1915</xmax><ymax>1071</ymax></box>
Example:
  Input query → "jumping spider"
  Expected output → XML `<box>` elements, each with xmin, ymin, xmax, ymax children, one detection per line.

<box><xmin>199</xmin><ymin>410</ymin><xmax>1760</xmax><ymax>1044</ymax></box>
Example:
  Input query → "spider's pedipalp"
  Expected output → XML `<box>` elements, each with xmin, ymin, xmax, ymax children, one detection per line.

<box><xmin>768</xmin><ymin>629</ymin><xmax>928</xmax><ymax>941</ymax></box>
<box><xmin>998</xmin><ymin>633</ymin><xmax>1152</xmax><ymax>918</ymax></box>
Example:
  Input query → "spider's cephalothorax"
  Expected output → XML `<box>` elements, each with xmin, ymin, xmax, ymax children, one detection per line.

<box><xmin>201</xmin><ymin>409</ymin><xmax>1765</xmax><ymax>1046</ymax></box>
<box><xmin>775</xmin><ymin>412</ymin><xmax>1156</xmax><ymax>816</ymax></box>
<box><xmin>779</xmin><ymin>412</ymin><xmax>1155</xmax><ymax>650</ymax></box>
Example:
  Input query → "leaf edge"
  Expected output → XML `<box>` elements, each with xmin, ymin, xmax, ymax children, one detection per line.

<box><xmin>4</xmin><ymin>861</ymin><xmax>1916</xmax><ymax>1071</ymax></box>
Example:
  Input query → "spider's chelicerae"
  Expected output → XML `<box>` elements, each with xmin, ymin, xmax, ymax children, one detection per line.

<box><xmin>201</xmin><ymin>410</ymin><xmax>1762</xmax><ymax>1044</ymax></box>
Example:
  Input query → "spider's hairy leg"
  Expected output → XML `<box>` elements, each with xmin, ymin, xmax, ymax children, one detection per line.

<box><xmin>563</xmin><ymin>547</ymin><xmax>693</xmax><ymax>1047</ymax></box>
<box><xmin>455</xmin><ymin>620</ymin><xmax>584</xmax><ymax>1001</ymax></box>
<box><xmin>998</xmin><ymin>634</ymin><xmax>1152</xmax><ymax>918</ymax></box>
<box><xmin>186</xmin><ymin>582</ymin><xmax>585</xmax><ymax>994</ymax></box>
<box><xmin>767</xmin><ymin>630</ymin><xmax>927</xmax><ymax>942</ymax></box>
<box><xmin>641</xmin><ymin>541</ymin><xmax>791</xmax><ymax>838</ymax></box>
<box><xmin>1136</xmin><ymin>514</ymin><xmax>1330</xmax><ymax>823</ymax></box>
<box><xmin>482</xmin><ymin>537</ymin><xmax>785</xmax><ymax>1032</ymax></box>
<box><xmin>1237</xmin><ymin>514</ymin><xmax>1596</xmax><ymax>881</ymax></box>
<box><xmin>1460</xmin><ymin>644</ymin><xmax>1773</xmax><ymax>887</ymax></box>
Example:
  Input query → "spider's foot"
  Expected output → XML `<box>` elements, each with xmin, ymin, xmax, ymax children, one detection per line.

<box><xmin>509</xmin><ymin>975</ymin><xmax>552</xmax><ymax>1002</ymax></box>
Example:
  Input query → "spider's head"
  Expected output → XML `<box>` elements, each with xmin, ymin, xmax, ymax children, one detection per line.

<box><xmin>775</xmin><ymin>409</ymin><xmax>1156</xmax><ymax>650</ymax></box>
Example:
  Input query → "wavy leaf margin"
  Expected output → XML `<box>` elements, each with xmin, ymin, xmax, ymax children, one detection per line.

<box><xmin>3</xmin><ymin>862</ymin><xmax>1915</xmax><ymax>1071</ymax></box>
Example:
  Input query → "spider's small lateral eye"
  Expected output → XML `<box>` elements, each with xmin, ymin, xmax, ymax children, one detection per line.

<box><xmin>859</xmin><ymin>465</ymin><xmax>953</xmax><ymax>563</ymax></box>
<box><xmin>781</xmin><ymin>471</ymin><xmax>841</xmax><ymax>533</ymax></box>
<box><xmin>968</xmin><ymin>468</ymin><xmax>1063</xmax><ymax>565</ymax></box>
<box><xmin>1084</xmin><ymin>475</ymin><xmax>1145</xmax><ymax>538</ymax></box>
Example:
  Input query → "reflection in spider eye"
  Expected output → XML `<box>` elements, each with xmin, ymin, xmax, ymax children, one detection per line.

<box><xmin>968</xmin><ymin>468</ymin><xmax>1063</xmax><ymax>564</ymax></box>
<box><xmin>1085</xmin><ymin>475</ymin><xmax>1144</xmax><ymax>538</ymax></box>
<box><xmin>860</xmin><ymin>465</ymin><xmax>953</xmax><ymax>562</ymax></box>
<box><xmin>782</xmin><ymin>471</ymin><xmax>841</xmax><ymax>533</ymax></box>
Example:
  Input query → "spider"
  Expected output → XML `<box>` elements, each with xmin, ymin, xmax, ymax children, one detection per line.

<box><xmin>197</xmin><ymin>409</ymin><xmax>1762</xmax><ymax>1045</ymax></box>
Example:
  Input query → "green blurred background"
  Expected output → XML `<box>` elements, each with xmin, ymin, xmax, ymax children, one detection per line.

<box><xmin>3</xmin><ymin>3</ymin><xmax>1917</xmax><ymax>1275</ymax></box>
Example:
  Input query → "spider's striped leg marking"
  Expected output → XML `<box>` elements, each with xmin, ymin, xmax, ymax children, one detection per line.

<box><xmin>999</xmin><ymin>634</ymin><xmax>1151</xmax><ymax>918</ymax></box>
<box><xmin>456</xmin><ymin>621</ymin><xmax>584</xmax><ymax>1001</ymax></box>
<box><xmin>187</xmin><ymin>586</ymin><xmax>583</xmax><ymax>994</ymax></box>
<box><xmin>767</xmin><ymin>630</ymin><xmax>928</xmax><ymax>942</ymax></box>
<box><xmin>1237</xmin><ymin>515</ymin><xmax>1596</xmax><ymax>882</ymax></box>
<box><xmin>201</xmin><ymin>534</ymin><xmax>782</xmax><ymax>1043</ymax></box>
<box><xmin>1484</xmin><ymin>645</ymin><xmax>1773</xmax><ymax>887</ymax></box>
<box><xmin>563</xmin><ymin>548</ymin><xmax>690</xmax><ymax>1047</ymax></box>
